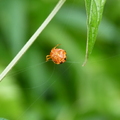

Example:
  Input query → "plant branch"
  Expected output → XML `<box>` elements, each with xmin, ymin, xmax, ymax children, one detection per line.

<box><xmin>0</xmin><ymin>0</ymin><xmax>66</xmax><ymax>81</ymax></box>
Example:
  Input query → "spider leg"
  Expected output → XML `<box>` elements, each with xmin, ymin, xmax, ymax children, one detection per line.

<box><xmin>53</xmin><ymin>44</ymin><xmax>61</xmax><ymax>49</ymax></box>
<box><xmin>46</xmin><ymin>55</ymin><xmax>51</xmax><ymax>61</ymax></box>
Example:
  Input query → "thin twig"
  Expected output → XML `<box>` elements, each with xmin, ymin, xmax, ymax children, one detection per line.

<box><xmin>0</xmin><ymin>0</ymin><xmax>66</xmax><ymax>81</ymax></box>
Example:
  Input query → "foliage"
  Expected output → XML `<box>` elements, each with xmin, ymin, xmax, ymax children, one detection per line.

<box><xmin>0</xmin><ymin>0</ymin><xmax>120</xmax><ymax>120</ymax></box>
<box><xmin>0</xmin><ymin>118</ymin><xmax>8</xmax><ymax>120</ymax></box>
<box><xmin>83</xmin><ymin>0</ymin><xmax>106</xmax><ymax>65</ymax></box>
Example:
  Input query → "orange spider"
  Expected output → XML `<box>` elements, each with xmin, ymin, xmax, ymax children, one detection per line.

<box><xmin>46</xmin><ymin>44</ymin><xmax>67</xmax><ymax>64</ymax></box>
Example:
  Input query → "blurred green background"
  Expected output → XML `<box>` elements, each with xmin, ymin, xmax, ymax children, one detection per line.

<box><xmin>0</xmin><ymin>0</ymin><xmax>120</xmax><ymax>120</ymax></box>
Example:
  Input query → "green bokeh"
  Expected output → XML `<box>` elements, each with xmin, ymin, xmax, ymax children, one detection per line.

<box><xmin>0</xmin><ymin>0</ymin><xmax>120</xmax><ymax>120</ymax></box>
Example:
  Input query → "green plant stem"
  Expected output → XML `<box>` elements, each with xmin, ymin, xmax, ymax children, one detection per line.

<box><xmin>0</xmin><ymin>0</ymin><xmax>66</xmax><ymax>82</ymax></box>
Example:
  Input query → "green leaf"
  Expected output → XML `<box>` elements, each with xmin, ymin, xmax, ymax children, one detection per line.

<box><xmin>83</xmin><ymin>0</ymin><xmax>106</xmax><ymax>66</ymax></box>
